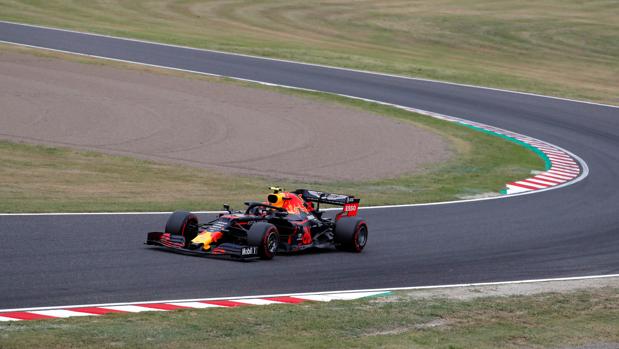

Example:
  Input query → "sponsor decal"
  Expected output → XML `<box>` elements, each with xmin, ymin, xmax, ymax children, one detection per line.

<box><xmin>241</xmin><ymin>247</ymin><xmax>257</xmax><ymax>255</ymax></box>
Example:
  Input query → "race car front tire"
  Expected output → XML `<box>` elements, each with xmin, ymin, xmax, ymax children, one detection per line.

<box><xmin>165</xmin><ymin>211</ymin><xmax>199</xmax><ymax>247</ymax></box>
<box><xmin>247</xmin><ymin>222</ymin><xmax>279</xmax><ymax>260</ymax></box>
<box><xmin>334</xmin><ymin>217</ymin><xmax>368</xmax><ymax>252</ymax></box>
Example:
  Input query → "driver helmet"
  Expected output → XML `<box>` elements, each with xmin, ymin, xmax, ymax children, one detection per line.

<box><xmin>267</xmin><ymin>193</ymin><xmax>284</xmax><ymax>208</ymax></box>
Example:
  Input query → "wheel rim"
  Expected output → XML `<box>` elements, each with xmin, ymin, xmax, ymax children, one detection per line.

<box><xmin>266</xmin><ymin>231</ymin><xmax>278</xmax><ymax>254</ymax></box>
<box><xmin>356</xmin><ymin>225</ymin><xmax>368</xmax><ymax>248</ymax></box>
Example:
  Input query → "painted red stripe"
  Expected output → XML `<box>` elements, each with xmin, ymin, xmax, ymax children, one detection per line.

<box><xmin>549</xmin><ymin>159</ymin><xmax>576</xmax><ymax>166</ymax></box>
<box><xmin>527</xmin><ymin>178</ymin><xmax>557</xmax><ymax>186</ymax></box>
<box><xmin>535</xmin><ymin>145</ymin><xmax>559</xmax><ymax>151</ymax></box>
<box><xmin>540</xmin><ymin>149</ymin><xmax>565</xmax><ymax>155</ymax></box>
<box><xmin>530</xmin><ymin>142</ymin><xmax>554</xmax><ymax>147</ymax></box>
<box><xmin>546</xmin><ymin>152</ymin><xmax>571</xmax><ymax>157</ymax></box>
<box><xmin>551</xmin><ymin>164</ymin><xmax>579</xmax><ymax>170</ymax></box>
<box><xmin>550</xmin><ymin>167</ymin><xmax>578</xmax><ymax>174</ymax></box>
<box><xmin>508</xmin><ymin>182</ymin><xmax>539</xmax><ymax>190</ymax></box>
<box><xmin>201</xmin><ymin>300</ymin><xmax>249</xmax><ymax>307</ymax></box>
<box><xmin>264</xmin><ymin>296</ymin><xmax>307</xmax><ymax>304</ymax></box>
<box><xmin>550</xmin><ymin>164</ymin><xmax>578</xmax><ymax>171</ymax></box>
<box><xmin>533</xmin><ymin>176</ymin><xmax>562</xmax><ymax>184</ymax></box>
<box><xmin>541</xmin><ymin>173</ymin><xmax>570</xmax><ymax>181</ymax></box>
<box><xmin>520</xmin><ymin>179</ymin><xmax>549</xmax><ymax>188</ymax></box>
<box><xmin>139</xmin><ymin>303</ymin><xmax>190</xmax><ymax>311</ymax></box>
<box><xmin>550</xmin><ymin>170</ymin><xmax>576</xmax><ymax>180</ymax></box>
<box><xmin>545</xmin><ymin>152</ymin><xmax>569</xmax><ymax>157</ymax></box>
<box><xmin>0</xmin><ymin>312</ymin><xmax>56</xmax><ymax>320</ymax></box>
<box><xmin>70</xmin><ymin>307</ymin><xmax>126</xmax><ymax>315</ymax></box>
<box><xmin>529</xmin><ymin>143</ymin><xmax>552</xmax><ymax>149</ymax></box>
<box><xmin>547</xmin><ymin>155</ymin><xmax>573</xmax><ymax>162</ymax></box>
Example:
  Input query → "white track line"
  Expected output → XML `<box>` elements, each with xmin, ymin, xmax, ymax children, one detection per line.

<box><xmin>0</xmin><ymin>274</ymin><xmax>616</xmax><ymax>314</ymax></box>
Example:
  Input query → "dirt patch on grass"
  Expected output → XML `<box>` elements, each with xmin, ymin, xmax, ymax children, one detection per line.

<box><xmin>0</xmin><ymin>50</ymin><xmax>451</xmax><ymax>181</ymax></box>
<box><xmin>401</xmin><ymin>276</ymin><xmax>619</xmax><ymax>301</ymax></box>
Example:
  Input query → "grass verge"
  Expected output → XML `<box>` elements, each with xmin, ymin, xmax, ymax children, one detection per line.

<box><xmin>0</xmin><ymin>44</ymin><xmax>544</xmax><ymax>212</ymax></box>
<box><xmin>1</xmin><ymin>287</ymin><xmax>617</xmax><ymax>349</ymax></box>
<box><xmin>0</xmin><ymin>0</ymin><xmax>617</xmax><ymax>104</ymax></box>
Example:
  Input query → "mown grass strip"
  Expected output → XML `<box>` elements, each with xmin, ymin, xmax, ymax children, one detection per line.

<box><xmin>0</xmin><ymin>0</ymin><xmax>617</xmax><ymax>104</ymax></box>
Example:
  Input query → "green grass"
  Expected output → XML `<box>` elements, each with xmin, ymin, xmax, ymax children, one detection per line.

<box><xmin>0</xmin><ymin>0</ymin><xmax>617</xmax><ymax>104</ymax></box>
<box><xmin>0</xmin><ymin>44</ymin><xmax>544</xmax><ymax>212</ymax></box>
<box><xmin>1</xmin><ymin>287</ymin><xmax>617</xmax><ymax>349</ymax></box>
<box><xmin>0</xmin><ymin>99</ymin><xmax>542</xmax><ymax>212</ymax></box>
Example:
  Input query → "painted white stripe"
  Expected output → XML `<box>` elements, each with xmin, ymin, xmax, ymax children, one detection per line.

<box><xmin>540</xmin><ymin>147</ymin><xmax>566</xmax><ymax>152</ymax></box>
<box><xmin>535</xmin><ymin>147</ymin><xmax>565</xmax><ymax>154</ymax></box>
<box><xmin>535</xmin><ymin>175</ymin><xmax>565</xmax><ymax>183</ymax></box>
<box><xmin>505</xmin><ymin>184</ymin><xmax>532</xmax><ymax>194</ymax></box>
<box><xmin>550</xmin><ymin>161</ymin><xmax>577</xmax><ymax>168</ymax></box>
<box><xmin>549</xmin><ymin>158</ymin><xmax>577</xmax><ymax>166</ymax></box>
<box><xmin>545</xmin><ymin>151</ymin><xmax>570</xmax><ymax>157</ymax></box>
<box><xmin>101</xmin><ymin>305</ymin><xmax>163</xmax><ymax>313</ymax></box>
<box><xmin>530</xmin><ymin>142</ymin><xmax>553</xmax><ymax>147</ymax></box>
<box><xmin>549</xmin><ymin>161</ymin><xmax>576</xmax><ymax>167</ymax></box>
<box><xmin>546</xmin><ymin>152</ymin><xmax>572</xmax><ymax>158</ymax></box>
<box><xmin>547</xmin><ymin>156</ymin><xmax>575</xmax><ymax>162</ymax></box>
<box><xmin>545</xmin><ymin>150</ymin><xmax>570</xmax><ymax>155</ymax></box>
<box><xmin>0</xmin><ymin>316</ymin><xmax>20</xmax><ymax>321</ymax></box>
<box><xmin>514</xmin><ymin>181</ymin><xmax>546</xmax><ymax>189</ymax></box>
<box><xmin>234</xmin><ymin>299</ymin><xmax>284</xmax><ymax>305</ymax></box>
<box><xmin>293</xmin><ymin>295</ymin><xmax>341</xmax><ymax>302</ymax></box>
<box><xmin>1</xmin><ymin>20</ymin><xmax>616</xmax><ymax>110</ymax></box>
<box><xmin>551</xmin><ymin>164</ymin><xmax>578</xmax><ymax>171</ymax></box>
<box><xmin>547</xmin><ymin>172</ymin><xmax>576</xmax><ymax>180</ymax></box>
<box><xmin>551</xmin><ymin>164</ymin><xmax>579</xmax><ymax>171</ymax></box>
<box><xmin>166</xmin><ymin>302</ymin><xmax>223</xmax><ymax>309</ymax></box>
<box><xmin>316</xmin><ymin>291</ymin><xmax>388</xmax><ymax>301</ymax></box>
<box><xmin>552</xmin><ymin>165</ymin><xmax>578</xmax><ymax>172</ymax></box>
<box><xmin>291</xmin><ymin>292</ymin><xmax>387</xmax><ymax>302</ymax></box>
<box><xmin>526</xmin><ymin>178</ymin><xmax>558</xmax><ymax>186</ymax></box>
<box><xmin>546</xmin><ymin>171</ymin><xmax>575</xmax><ymax>179</ymax></box>
<box><xmin>29</xmin><ymin>309</ymin><xmax>94</xmax><ymax>318</ymax></box>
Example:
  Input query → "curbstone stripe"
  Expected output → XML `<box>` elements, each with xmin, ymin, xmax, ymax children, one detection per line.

<box><xmin>398</xmin><ymin>107</ymin><xmax>582</xmax><ymax>195</ymax></box>
<box><xmin>0</xmin><ymin>291</ymin><xmax>389</xmax><ymax>321</ymax></box>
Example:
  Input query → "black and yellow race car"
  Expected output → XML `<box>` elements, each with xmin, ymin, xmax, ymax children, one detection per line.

<box><xmin>145</xmin><ymin>188</ymin><xmax>368</xmax><ymax>260</ymax></box>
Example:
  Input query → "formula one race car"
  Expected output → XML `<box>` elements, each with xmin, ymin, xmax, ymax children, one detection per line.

<box><xmin>145</xmin><ymin>188</ymin><xmax>368</xmax><ymax>260</ymax></box>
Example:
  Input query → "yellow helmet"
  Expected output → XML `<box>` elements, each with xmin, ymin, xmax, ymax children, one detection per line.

<box><xmin>268</xmin><ymin>192</ymin><xmax>285</xmax><ymax>207</ymax></box>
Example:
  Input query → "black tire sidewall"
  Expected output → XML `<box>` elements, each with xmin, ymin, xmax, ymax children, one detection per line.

<box><xmin>165</xmin><ymin>211</ymin><xmax>198</xmax><ymax>246</ymax></box>
<box><xmin>247</xmin><ymin>222</ymin><xmax>279</xmax><ymax>259</ymax></box>
<box><xmin>335</xmin><ymin>217</ymin><xmax>367</xmax><ymax>252</ymax></box>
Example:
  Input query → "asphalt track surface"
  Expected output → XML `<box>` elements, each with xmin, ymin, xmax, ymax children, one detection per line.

<box><xmin>1</xmin><ymin>22</ymin><xmax>618</xmax><ymax>309</ymax></box>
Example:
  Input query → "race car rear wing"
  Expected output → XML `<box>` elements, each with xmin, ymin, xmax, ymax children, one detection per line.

<box><xmin>293</xmin><ymin>189</ymin><xmax>360</xmax><ymax>219</ymax></box>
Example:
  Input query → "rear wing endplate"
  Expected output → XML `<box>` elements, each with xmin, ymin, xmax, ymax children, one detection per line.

<box><xmin>294</xmin><ymin>189</ymin><xmax>358</xmax><ymax>205</ymax></box>
<box><xmin>294</xmin><ymin>189</ymin><xmax>360</xmax><ymax>219</ymax></box>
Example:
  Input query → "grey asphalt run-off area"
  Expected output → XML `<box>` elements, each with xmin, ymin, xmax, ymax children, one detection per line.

<box><xmin>0</xmin><ymin>21</ymin><xmax>618</xmax><ymax>309</ymax></box>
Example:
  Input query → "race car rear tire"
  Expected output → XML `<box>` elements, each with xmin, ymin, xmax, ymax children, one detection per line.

<box><xmin>334</xmin><ymin>217</ymin><xmax>368</xmax><ymax>252</ymax></box>
<box><xmin>247</xmin><ymin>222</ymin><xmax>279</xmax><ymax>260</ymax></box>
<box><xmin>165</xmin><ymin>211</ymin><xmax>199</xmax><ymax>247</ymax></box>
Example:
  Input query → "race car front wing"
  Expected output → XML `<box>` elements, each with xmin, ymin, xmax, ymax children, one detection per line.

<box><xmin>145</xmin><ymin>232</ymin><xmax>259</xmax><ymax>260</ymax></box>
